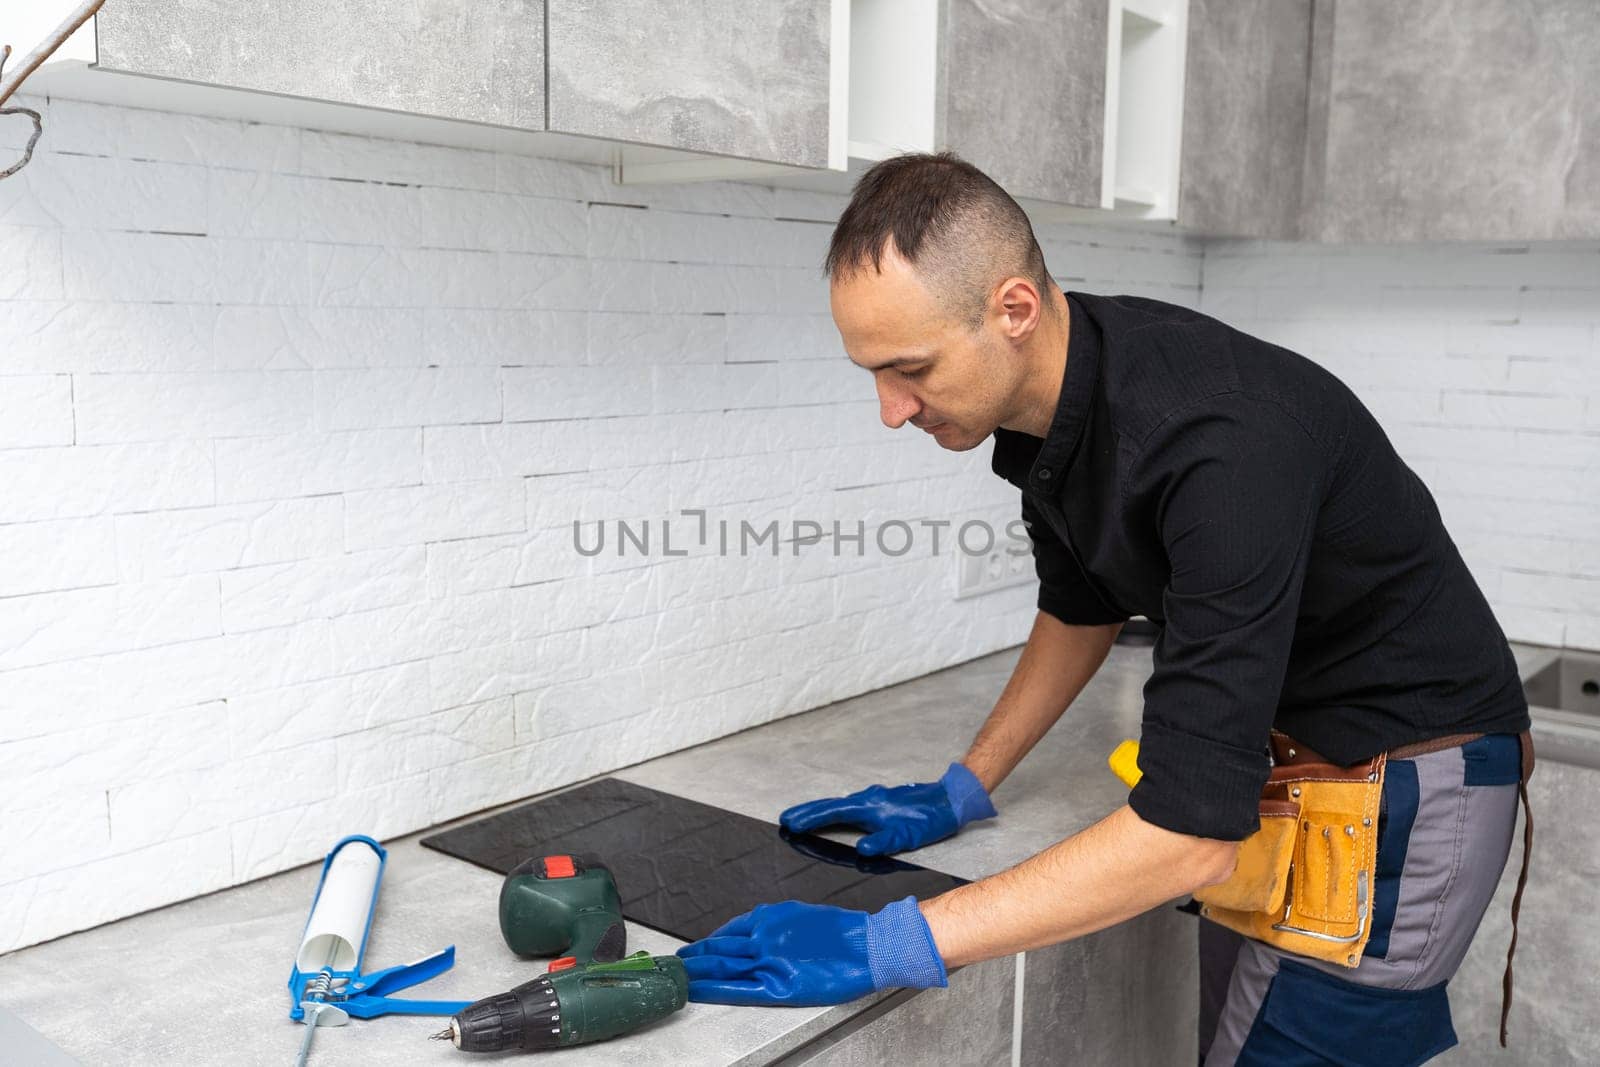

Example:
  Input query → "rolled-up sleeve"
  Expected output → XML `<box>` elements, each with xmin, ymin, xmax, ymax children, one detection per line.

<box><xmin>1021</xmin><ymin>494</ymin><xmax>1128</xmax><ymax>627</ymax></box>
<box><xmin>1127</xmin><ymin>396</ymin><xmax>1327</xmax><ymax>841</ymax></box>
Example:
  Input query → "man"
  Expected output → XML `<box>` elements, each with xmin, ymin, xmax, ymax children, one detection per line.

<box><xmin>677</xmin><ymin>153</ymin><xmax>1532</xmax><ymax>1065</ymax></box>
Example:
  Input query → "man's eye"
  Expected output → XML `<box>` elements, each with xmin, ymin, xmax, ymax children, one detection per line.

<box><xmin>904</xmin><ymin>364</ymin><xmax>929</xmax><ymax>378</ymax></box>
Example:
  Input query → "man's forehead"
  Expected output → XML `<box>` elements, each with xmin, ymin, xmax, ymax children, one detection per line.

<box><xmin>830</xmin><ymin>256</ymin><xmax>940</xmax><ymax>326</ymax></box>
<box><xmin>832</xmin><ymin>286</ymin><xmax>937</xmax><ymax>348</ymax></box>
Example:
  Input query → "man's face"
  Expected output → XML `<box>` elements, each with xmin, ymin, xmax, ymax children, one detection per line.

<box><xmin>830</xmin><ymin>246</ymin><xmax>1025</xmax><ymax>453</ymax></box>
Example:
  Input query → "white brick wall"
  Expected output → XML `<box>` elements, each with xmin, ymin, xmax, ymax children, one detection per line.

<box><xmin>1202</xmin><ymin>240</ymin><xmax>1600</xmax><ymax>650</ymax></box>
<box><xmin>0</xmin><ymin>95</ymin><xmax>1204</xmax><ymax>949</ymax></box>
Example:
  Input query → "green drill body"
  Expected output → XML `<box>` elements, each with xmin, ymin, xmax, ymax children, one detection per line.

<box><xmin>498</xmin><ymin>855</ymin><xmax>626</xmax><ymax>964</ymax></box>
<box><xmin>446</xmin><ymin>953</ymin><xmax>688</xmax><ymax>1052</ymax></box>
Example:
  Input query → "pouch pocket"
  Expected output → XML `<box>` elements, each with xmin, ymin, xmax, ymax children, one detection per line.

<box><xmin>1293</xmin><ymin>810</ymin><xmax>1361</xmax><ymax>924</ymax></box>
<box><xmin>1202</xmin><ymin>760</ymin><xmax>1385</xmax><ymax>967</ymax></box>
<box><xmin>1194</xmin><ymin>801</ymin><xmax>1298</xmax><ymax>914</ymax></box>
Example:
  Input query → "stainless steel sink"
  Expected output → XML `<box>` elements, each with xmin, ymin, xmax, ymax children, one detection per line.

<box><xmin>1522</xmin><ymin>648</ymin><xmax>1600</xmax><ymax>769</ymax></box>
<box><xmin>1524</xmin><ymin>649</ymin><xmax>1600</xmax><ymax>715</ymax></box>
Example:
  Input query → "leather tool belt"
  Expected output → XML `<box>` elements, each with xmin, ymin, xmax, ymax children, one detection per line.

<box><xmin>1192</xmin><ymin>728</ymin><xmax>1536</xmax><ymax>1048</ymax></box>
<box><xmin>1194</xmin><ymin>731</ymin><xmax>1385</xmax><ymax>968</ymax></box>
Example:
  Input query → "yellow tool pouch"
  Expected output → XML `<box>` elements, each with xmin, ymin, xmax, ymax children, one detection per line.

<box><xmin>1194</xmin><ymin>734</ymin><xmax>1386</xmax><ymax>968</ymax></box>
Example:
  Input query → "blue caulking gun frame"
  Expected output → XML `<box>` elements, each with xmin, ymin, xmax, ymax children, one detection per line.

<box><xmin>288</xmin><ymin>835</ymin><xmax>471</xmax><ymax>1057</ymax></box>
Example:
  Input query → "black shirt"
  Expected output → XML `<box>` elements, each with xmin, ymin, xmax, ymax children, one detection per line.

<box><xmin>993</xmin><ymin>293</ymin><xmax>1529</xmax><ymax>841</ymax></box>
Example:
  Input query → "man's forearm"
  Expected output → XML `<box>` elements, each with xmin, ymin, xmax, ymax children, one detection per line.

<box><xmin>961</xmin><ymin>612</ymin><xmax>1121</xmax><ymax>791</ymax></box>
<box><xmin>920</xmin><ymin>805</ymin><xmax>1237</xmax><ymax>966</ymax></box>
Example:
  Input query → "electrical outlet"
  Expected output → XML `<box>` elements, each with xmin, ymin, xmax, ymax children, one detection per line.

<box><xmin>1006</xmin><ymin>544</ymin><xmax>1031</xmax><ymax>580</ymax></box>
<box><xmin>955</xmin><ymin>545</ymin><xmax>1033</xmax><ymax>599</ymax></box>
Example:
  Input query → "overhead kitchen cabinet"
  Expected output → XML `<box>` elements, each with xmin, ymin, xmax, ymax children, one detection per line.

<box><xmin>22</xmin><ymin>0</ymin><xmax>1191</xmax><ymax>216</ymax></box>
<box><xmin>937</xmin><ymin>0</ymin><xmax>1113</xmax><ymax>208</ymax></box>
<box><xmin>545</xmin><ymin>0</ymin><xmax>838</xmax><ymax>170</ymax></box>
<box><xmin>90</xmin><ymin>0</ymin><xmax>547</xmax><ymax>130</ymax></box>
<box><xmin>23</xmin><ymin>0</ymin><xmax>848</xmax><ymax>175</ymax></box>
<box><xmin>1177</xmin><ymin>0</ymin><xmax>1313</xmax><ymax>238</ymax></box>
<box><xmin>1177</xmin><ymin>0</ymin><xmax>1600</xmax><ymax>241</ymax></box>
<box><xmin>1303</xmin><ymin>0</ymin><xmax>1600</xmax><ymax>242</ymax></box>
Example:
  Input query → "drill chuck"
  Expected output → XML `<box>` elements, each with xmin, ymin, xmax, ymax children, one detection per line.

<box><xmin>448</xmin><ymin>973</ymin><xmax>563</xmax><ymax>1052</ymax></box>
<box><xmin>443</xmin><ymin>953</ymin><xmax>688</xmax><ymax>1053</ymax></box>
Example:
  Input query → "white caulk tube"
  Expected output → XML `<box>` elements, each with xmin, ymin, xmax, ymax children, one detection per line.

<box><xmin>297</xmin><ymin>837</ymin><xmax>384</xmax><ymax>974</ymax></box>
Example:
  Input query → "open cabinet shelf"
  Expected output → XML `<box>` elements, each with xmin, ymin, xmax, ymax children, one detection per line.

<box><xmin>1104</xmin><ymin>0</ymin><xmax>1189</xmax><ymax>220</ymax></box>
<box><xmin>847</xmin><ymin>0</ymin><xmax>941</xmax><ymax>161</ymax></box>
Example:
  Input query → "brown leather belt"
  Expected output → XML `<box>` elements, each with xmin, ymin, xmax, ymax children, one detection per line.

<box><xmin>1271</xmin><ymin>729</ymin><xmax>1535</xmax><ymax>1048</ymax></box>
<box><xmin>1272</xmin><ymin>730</ymin><xmax>1510</xmax><ymax>765</ymax></box>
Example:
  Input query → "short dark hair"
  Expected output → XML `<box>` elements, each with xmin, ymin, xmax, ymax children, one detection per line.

<box><xmin>824</xmin><ymin>152</ymin><xmax>1053</xmax><ymax>327</ymax></box>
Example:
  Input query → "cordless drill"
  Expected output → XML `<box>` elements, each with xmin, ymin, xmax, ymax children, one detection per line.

<box><xmin>498</xmin><ymin>855</ymin><xmax>626</xmax><ymax>966</ymax></box>
<box><xmin>437</xmin><ymin>952</ymin><xmax>688</xmax><ymax>1052</ymax></box>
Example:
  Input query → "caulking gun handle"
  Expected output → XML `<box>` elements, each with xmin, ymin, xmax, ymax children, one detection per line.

<box><xmin>353</xmin><ymin>946</ymin><xmax>459</xmax><ymax>999</ymax></box>
<box><xmin>340</xmin><ymin>994</ymin><xmax>473</xmax><ymax>1020</ymax></box>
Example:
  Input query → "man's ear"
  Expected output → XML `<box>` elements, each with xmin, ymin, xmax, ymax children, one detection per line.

<box><xmin>993</xmin><ymin>276</ymin><xmax>1044</xmax><ymax>339</ymax></box>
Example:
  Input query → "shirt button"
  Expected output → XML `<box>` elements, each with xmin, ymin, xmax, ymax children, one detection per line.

<box><xmin>1038</xmin><ymin>468</ymin><xmax>1053</xmax><ymax>480</ymax></box>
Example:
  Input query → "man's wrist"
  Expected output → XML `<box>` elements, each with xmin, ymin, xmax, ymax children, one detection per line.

<box><xmin>957</xmin><ymin>748</ymin><xmax>1009</xmax><ymax>794</ymax></box>
<box><xmin>941</xmin><ymin>762</ymin><xmax>998</xmax><ymax>825</ymax></box>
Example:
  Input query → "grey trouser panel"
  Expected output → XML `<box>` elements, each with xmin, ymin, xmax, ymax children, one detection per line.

<box><xmin>1201</xmin><ymin>735</ymin><xmax>1524</xmax><ymax>1067</ymax></box>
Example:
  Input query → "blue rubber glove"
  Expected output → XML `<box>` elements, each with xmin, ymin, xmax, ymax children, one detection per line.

<box><xmin>676</xmin><ymin>897</ymin><xmax>947</xmax><ymax>1006</ymax></box>
<box><xmin>778</xmin><ymin>763</ymin><xmax>996</xmax><ymax>856</ymax></box>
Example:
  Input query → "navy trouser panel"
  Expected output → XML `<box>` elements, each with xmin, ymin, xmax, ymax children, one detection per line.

<box><xmin>1201</xmin><ymin>735</ymin><xmax>1522</xmax><ymax>1067</ymax></box>
<box><xmin>1198</xmin><ymin>918</ymin><xmax>1245</xmax><ymax>1060</ymax></box>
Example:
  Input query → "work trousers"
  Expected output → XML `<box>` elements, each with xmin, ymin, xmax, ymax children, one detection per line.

<box><xmin>1199</xmin><ymin>734</ymin><xmax>1524</xmax><ymax>1066</ymax></box>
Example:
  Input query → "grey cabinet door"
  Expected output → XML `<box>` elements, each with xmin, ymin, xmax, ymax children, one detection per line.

<box><xmin>545</xmin><ymin>0</ymin><xmax>834</xmax><ymax>168</ymax></box>
<box><xmin>1178</xmin><ymin>0</ymin><xmax>1313</xmax><ymax>239</ymax></box>
<box><xmin>1309</xmin><ymin>0</ymin><xmax>1600</xmax><ymax>242</ymax></box>
<box><xmin>95</xmin><ymin>0</ymin><xmax>546</xmax><ymax>130</ymax></box>
<box><xmin>784</xmin><ymin>956</ymin><xmax>1016</xmax><ymax>1065</ymax></box>
<box><xmin>937</xmin><ymin>0</ymin><xmax>1109</xmax><ymax>208</ymax></box>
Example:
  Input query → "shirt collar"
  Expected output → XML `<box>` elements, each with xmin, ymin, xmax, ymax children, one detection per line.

<box><xmin>990</xmin><ymin>292</ymin><xmax>1101</xmax><ymax>494</ymax></box>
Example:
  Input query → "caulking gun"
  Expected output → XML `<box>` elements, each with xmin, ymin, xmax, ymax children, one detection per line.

<box><xmin>288</xmin><ymin>835</ymin><xmax>471</xmax><ymax>1066</ymax></box>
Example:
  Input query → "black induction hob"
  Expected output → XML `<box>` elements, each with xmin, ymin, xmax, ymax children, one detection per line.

<box><xmin>419</xmin><ymin>777</ymin><xmax>968</xmax><ymax>943</ymax></box>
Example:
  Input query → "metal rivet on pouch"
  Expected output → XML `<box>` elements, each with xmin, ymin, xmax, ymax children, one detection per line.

<box><xmin>1291</xmin><ymin>787</ymin><xmax>1301</xmax><ymax>798</ymax></box>
<box><xmin>1363</xmin><ymin>818</ymin><xmax>1372</xmax><ymax>827</ymax></box>
<box><xmin>1287</xmin><ymin>748</ymin><xmax>1297</xmax><ymax>759</ymax></box>
<box><xmin>1322</xmin><ymin>827</ymin><xmax>1331</xmax><ymax>838</ymax></box>
<box><xmin>1348</xmin><ymin>955</ymin><xmax>1358</xmax><ymax>965</ymax></box>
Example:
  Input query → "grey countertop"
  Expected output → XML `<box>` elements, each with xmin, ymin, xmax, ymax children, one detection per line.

<box><xmin>0</xmin><ymin>642</ymin><xmax>1153</xmax><ymax>1067</ymax></box>
<box><xmin>1</xmin><ymin>637</ymin><xmax>1582</xmax><ymax>1065</ymax></box>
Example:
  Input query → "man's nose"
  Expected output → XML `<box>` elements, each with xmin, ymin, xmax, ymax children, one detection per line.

<box><xmin>876</xmin><ymin>376</ymin><xmax>921</xmax><ymax>429</ymax></box>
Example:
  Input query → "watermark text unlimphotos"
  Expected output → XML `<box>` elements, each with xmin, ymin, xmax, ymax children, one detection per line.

<box><xmin>572</xmin><ymin>509</ymin><xmax>1032</xmax><ymax>559</ymax></box>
